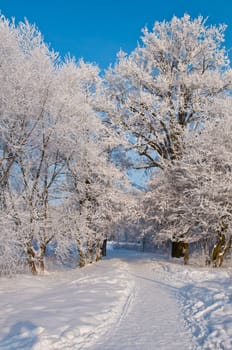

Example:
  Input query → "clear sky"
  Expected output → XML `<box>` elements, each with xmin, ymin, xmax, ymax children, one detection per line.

<box><xmin>1</xmin><ymin>0</ymin><xmax>232</xmax><ymax>69</ymax></box>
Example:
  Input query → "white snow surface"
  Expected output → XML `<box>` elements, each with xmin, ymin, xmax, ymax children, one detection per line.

<box><xmin>0</xmin><ymin>246</ymin><xmax>232</xmax><ymax>350</ymax></box>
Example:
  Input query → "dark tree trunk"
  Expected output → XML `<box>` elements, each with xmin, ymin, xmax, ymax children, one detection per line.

<box><xmin>171</xmin><ymin>241</ymin><xmax>189</xmax><ymax>264</ymax></box>
<box><xmin>101</xmin><ymin>239</ymin><xmax>107</xmax><ymax>257</ymax></box>
<box><xmin>183</xmin><ymin>243</ymin><xmax>189</xmax><ymax>265</ymax></box>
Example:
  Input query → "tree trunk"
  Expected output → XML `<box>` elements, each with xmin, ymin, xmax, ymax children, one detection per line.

<box><xmin>215</xmin><ymin>236</ymin><xmax>231</xmax><ymax>267</ymax></box>
<box><xmin>77</xmin><ymin>239</ymin><xmax>86</xmax><ymax>268</ymax></box>
<box><xmin>95</xmin><ymin>239</ymin><xmax>103</xmax><ymax>262</ymax></box>
<box><xmin>183</xmin><ymin>243</ymin><xmax>189</xmax><ymax>265</ymax></box>
<box><xmin>101</xmin><ymin>239</ymin><xmax>107</xmax><ymax>257</ymax></box>
<box><xmin>39</xmin><ymin>244</ymin><xmax>46</xmax><ymax>273</ymax></box>
<box><xmin>86</xmin><ymin>239</ymin><xmax>94</xmax><ymax>264</ymax></box>
<box><xmin>171</xmin><ymin>241</ymin><xmax>189</xmax><ymax>264</ymax></box>
<box><xmin>212</xmin><ymin>233</ymin><xmax>226</xmax><ymax>267</ymax></box>
<box><xmin>27</xmin><ymin>245</ymin><xmax>38</xmax><ymax>275</ymax></box>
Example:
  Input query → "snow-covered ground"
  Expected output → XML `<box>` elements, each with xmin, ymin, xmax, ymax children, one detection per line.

<box><xmin>0</xmin><ymin>246</ymin><xmax>232</xmax><ymax>350</ymax></box>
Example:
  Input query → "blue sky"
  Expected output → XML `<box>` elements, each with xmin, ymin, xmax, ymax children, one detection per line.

<box><xmin>1</xmin><ymin>0</ymin><xmax>232</xmax><ymax>69</ymax></box>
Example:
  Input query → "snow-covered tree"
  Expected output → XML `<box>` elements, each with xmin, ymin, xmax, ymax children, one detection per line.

<box><xmin>0</xmin><ymin>16</ymin><xmax>57</xmax><ymax>187</ymax></box>
<box><xmin>59</xmin><ymin>73</ymin><xmax>136</xmax><ymax>266</ymax></box>
<box><xmin>0</xmin><ymin>15</ymin><xmax>137</xmax><ymax>275</ymax></box>
<box><xmin>144</xmin><ymin>115</ymin><xmax>232</xmax><ymax>265</ymax></box>
<box><xmin>0</xmin><ymin>15</ymin><xmax>60</xmax><ymax>274</ymax></box>
<box><xmin>101</xmin><ymin>14</ymin><xmax>232</xmax><ymax>171</ymax></box>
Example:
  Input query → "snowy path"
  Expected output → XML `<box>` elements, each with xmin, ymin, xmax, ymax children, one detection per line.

<box><xmin>90</xmin><ymin>253</ymin><xmax>194</xmax><ymax>350</ymax></box>
<box><xmin>149</xmin><ymin>258</ymin><xmax>232</xmax><ymax>349</ymax></box>
<box><xmin>0</xmin><ymin>247</ymin><xmax>232</xmax><ymax>349</ymax></box>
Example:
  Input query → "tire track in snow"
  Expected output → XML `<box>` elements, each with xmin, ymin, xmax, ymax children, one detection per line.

<box><xmin>117</xmin><ymin>286</ymin><xmax>136</xmax><ymax>324</ymax></box>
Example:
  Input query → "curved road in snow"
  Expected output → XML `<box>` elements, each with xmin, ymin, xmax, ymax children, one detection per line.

<box><xmin>1</xmin><ymin>248</ymin><xmax>231</xmax><ymax>349</ymax></box>
<box><xmin>90</xmin><ymin>251</ymin><xmax>195</xmax><ymax>350</ymax></box>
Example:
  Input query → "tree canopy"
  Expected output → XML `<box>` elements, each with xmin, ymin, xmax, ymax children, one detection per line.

<box><xmin>1</xmin><ymin>13</ymin><xmax>232</xmax><ymax>273</ymax></box>
<box><xmin>100</xmin><ymin>14</ymin><xmax>232</xmax><ymax>170</ymax></box>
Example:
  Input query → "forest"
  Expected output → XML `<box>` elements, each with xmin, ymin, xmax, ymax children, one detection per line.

<box><xmin>1</xmin><ymin>13</ymin><xmax>232</xmax><ymax>276</ymax></box>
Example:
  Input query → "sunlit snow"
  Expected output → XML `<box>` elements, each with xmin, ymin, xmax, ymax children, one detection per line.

<box><xmin>0</xmin><ymin>246</ymin><xmax>232</xmax><ymax>349</ymax></box>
